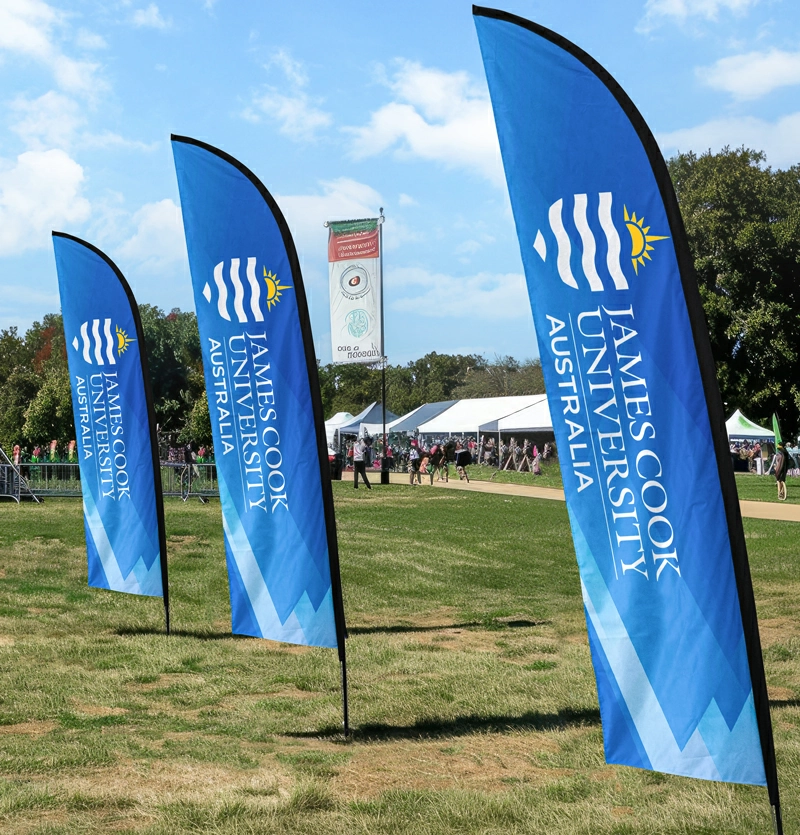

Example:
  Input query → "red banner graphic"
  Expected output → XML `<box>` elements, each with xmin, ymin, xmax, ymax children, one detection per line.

<box><xmin>328</xmin><ymin>228</ymin><xmax>379</xmax><ymax>262</ymax></box>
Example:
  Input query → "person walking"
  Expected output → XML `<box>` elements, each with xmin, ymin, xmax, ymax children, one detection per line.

<box><xmin>408</xmin><ymin>439</ymin><xmax>423</xmax><ymax>485</ymax></box>
<box><xmin>774</xmin><ymin>441</ymin><xmax>788</xmax><ymax>501</ymax></box>
<box><xmin>455</xmin><ymin>440</ymin><xmax>471</xmax><ymax>482</ymax></box>
<box><xmin>353</xmin><ymin>436</ymin><xmax>372</xmax><ymax>490</ymax></box>
<box><xmin>429</xmin><ymin>444</ymin><xmax>446</xmax><ymax>484</ymax></box>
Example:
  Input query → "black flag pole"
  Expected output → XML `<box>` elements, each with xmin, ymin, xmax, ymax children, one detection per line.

<box><xmin>284</xmin><ymin>209</ymin><xmax>350</xmax><ymax>738</ymax></box>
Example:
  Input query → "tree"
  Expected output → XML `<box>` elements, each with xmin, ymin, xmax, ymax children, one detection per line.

<box><xmin>668</xmin><ymin>147</ymin><xmax>800</xmax><ymax>437</ymax></box>
<box><xmin>0</xmin><ymin>327</ymin><xmax>33</xmax><ymax>388</ymax></box>
<box><xmin>454</xmin><ymin>356</ymin><xmax>544</xmax><ymax>399</ymax></box>
<box><xmin>138</xmin><ymin>306</ymin><xmax>203</xmax><ymax>432</ymax></box>
<box><xmin>0</xmin><ymin>368</ymin><xmax>40</xmax><ymax>452</ymax></box>
<box><xmin>22</xmin><ymin>367</ymin><xmax>74</xmax><ymax>446</ymax></box>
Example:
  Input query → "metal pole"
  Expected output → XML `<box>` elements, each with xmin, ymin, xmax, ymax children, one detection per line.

<box><xmin>379</xmin><ymin>208</ymin><xmax>389</xmax><ymax>485</ymax></box>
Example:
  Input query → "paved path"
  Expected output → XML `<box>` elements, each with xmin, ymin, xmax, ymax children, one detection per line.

<box><xmin>383</xmin><ymin>472</ymin><xmax>800</xmax><ymax>522</ymax></box>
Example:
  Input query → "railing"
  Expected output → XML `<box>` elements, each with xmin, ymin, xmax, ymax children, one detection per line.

<box><xmin>4</xmin><ymin>462</ymin><xmax>219</xmax><ymax>499</ymax></box>
<box><xmin>0</xmin><ymin>463</ymin><xmax>22</xmax><ymax>501</ymax></box>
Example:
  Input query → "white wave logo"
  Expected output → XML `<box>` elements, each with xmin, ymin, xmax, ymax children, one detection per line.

<box><xmin>201</xmin><ymin>258</ymin><xmax>291</xmax><ymax>323</ymax></box>
<box><xmin>71</xmin><ymin>319</ymin><xmax>134</xmax><ymax>366</ymax></box>
<box><xmin>533</xmin><ymin>192</ymin><xmax>629</xmax><ymax>293</ymax></box>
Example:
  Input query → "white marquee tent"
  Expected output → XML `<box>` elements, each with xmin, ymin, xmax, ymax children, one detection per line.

<box><xmin>324</xmin><ymin>412</ymin><xmax>354</xmax><ymax>446</ymax></box>
<box><xmin>478</xmin><ymin>394</ymin><xmax>552</xmax><ymax>433</ymax></box>
<box><xmin>725</xmin><ymin>409</ymin><xmax>774</xmax><ymax>442</ymax></box>
<box><xmin>416</xmin><ymin>395</ymin><xmax>544</xmax><ymax>436</ymax></box>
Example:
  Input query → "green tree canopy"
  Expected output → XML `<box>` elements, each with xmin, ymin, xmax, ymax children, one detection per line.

<box><xmin>668</xmin><ymin>147</ymin><xmax>800</xmax><ymax>437</ymax></box>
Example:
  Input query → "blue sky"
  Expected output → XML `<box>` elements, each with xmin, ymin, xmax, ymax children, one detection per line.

<box><xmin>1</xmin><ymin>0</ymin><xmax>798</xmax><ymax>364</ymax></box>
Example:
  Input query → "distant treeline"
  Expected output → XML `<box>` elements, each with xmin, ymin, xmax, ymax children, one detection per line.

<box><xmin>0</xmin><ymin>309</ymin><xmax>543</xmax><ymax>454</ymax></box>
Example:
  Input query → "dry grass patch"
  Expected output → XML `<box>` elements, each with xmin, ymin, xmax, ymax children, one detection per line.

<box><xmin>71</xmin><ymin>701</ymin><xmax>128</xmax><ymax>717</ymax></box>
<box><xmin>0</xmin><ymin>721</ymin><xmax>58</xmax><ymax>736</ymax></box>
<box><xmin>331</xmin><ymin>731</ymin><xmax>574</xmax><ymax>799</ymax></box>
<box><xmin>50</xmin><ymin>756</ymin><xmax>291</xmax><ymax>806</ymax></box>
<box><xmin>759</xmin><ymin>616</ymin><xmax>800</xmax><ymax>645</ymax></box>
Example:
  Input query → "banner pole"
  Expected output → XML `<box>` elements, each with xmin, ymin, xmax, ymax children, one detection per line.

<box><xmin>772</xmin><ymin>803</ymin><xmax>783</xmax><ymax>835</ymax></box>
<box><xmin>379</xmin><ymin>208</ymin><xmax>388</xmax><ymax>483</ymax></box>
<box><xmin>340</xmin><ymin>656</ymin><xmax>350</xmax><ymax>737</ymax></box>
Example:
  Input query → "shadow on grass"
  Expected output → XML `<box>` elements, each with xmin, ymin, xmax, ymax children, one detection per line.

<box><xmin>771</xmin><ymin>699</ymin><xmax>800</xmax><ymax>708</ymax></box>
<box><xmin>288</xmin><ymin>707</ymin><xmax>600</xmax><ymax>742</ymax></box>
<box><xmin>114</xmin><ymin>627</ymin><xmax>246</xmax><ymax>641</ymax></box>
<box><xmin>348</xmin><ymin>619</ymin><xmax>549</xmax><ymax>635</ymax></box>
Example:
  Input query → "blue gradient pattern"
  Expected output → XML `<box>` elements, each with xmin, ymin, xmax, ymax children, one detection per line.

<box><xmin>172</xmin><ymin>139</ymin><xmax>337</xmax><ymax>648</ymax></box>
<box><xmin>53</xmin><ymin>236</ymin><xmax>163</xmax><ymax>597</ymax></box>
<box><xmin>475</xmin><ymin>12</ymin><xmax>766</xmax><ymax>784</ymax></box>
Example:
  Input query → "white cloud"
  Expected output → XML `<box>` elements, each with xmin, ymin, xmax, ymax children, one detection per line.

<box><xmin>454</xmin><ymin>232</ymin><xmax>496</xmax><ymax>263</ymax></box>
<box><xmin>343</xmin><ymin>60</ymin><xmax>502</xmax><ymax>185</ymax></box>
<box><xmin>265</xmin><ymin>48</ymin><xmax>308</xmax><ymax>88</ymax></box>
<box><xmin>10</xmin><ymin>91</ymin><xmax>83</xmax><ymax>149</ymax></box>
<box><xmin>81</xmin><ymin>131</ymin><xmax>158</xmax><ymax>152</ymax></box>
<box><xmin>131</xmin><ymin>4</ymin><xmax>170</xmax><ymax>30</ymax></box>
<box><xmin>277</xmin><ymin>178</ymin><xmax>382</xmax><ymax>253</ymax></box>
<box><xmin>390</xmin><ymin>267</ymin><xmax>528</xmax><ymax>321</ymax></box>
<box><xmin>117</xmin><ymin>199</ymin><xmax>187</xmax><ymax>273</ymax></box>
<box><xmin>638</xmin><ymin>0</ymin><xmax>758</xmax><ymax>31</ymax></box>
<box><xmin>398</xmin><ymin>193</ymin><xmax>417</xmax><ymax>206</ymax></box>
<box><xmin>658</xmin><ymin>111</ymin><xmax>800</xmax><ymax>168</ymax></box>
<box><xmin>245</xmin><ymin>90</ymin><xmax>332</xmax><ymax>140</ymax></box>
<box><xmin>243</xmin><ymin>49</ymin><xmax>331</xmax><ymax>140</ymax></box>
<box><xmin>74</xmin><ymin>28</ymin><xmax>107</xmax><ymax>50</ymax></box>
<box><xmin>9</xmin><ymin>91</ymin><xmax>158</xmax><ymax>154</ymax></box>
<box><xmin>698</xmin><ymin>49</ymin><xmax>800</xmax><ymax>99</ymax></box>
<box><xmin>0</xmin><ymin>149</ymin><xmax>91</xmax><ymax>255</ymax></box>
<box><xmin>0</xmin><ymin>0</ymin><xmax>103</xmax><ymax>95</ymax></box>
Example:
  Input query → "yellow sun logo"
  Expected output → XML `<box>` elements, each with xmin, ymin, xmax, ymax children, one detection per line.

<box><xmin>116</xmin><ymin>326</ymin><xmax>135</xmax><ymax>356</ymax></box>
<box><xmin>624</xmin><ymin>206</ymin><xmax>669</xmax><ymax>274</ymax></box>
<box><xmin>263</xmin><ymin>268</ymin><xmax>291</xmax><ymax>311</ymax></box>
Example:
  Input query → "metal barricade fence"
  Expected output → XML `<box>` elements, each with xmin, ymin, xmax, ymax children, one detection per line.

<box><xmin>6</xmin><ymin>462</ymin><xmax>219</xmax><ymax>499</ymax></box>
<box><xmin>0</xmin><ymin>463</ymin><xmax>20</xmax><ymax>501</ymax></box>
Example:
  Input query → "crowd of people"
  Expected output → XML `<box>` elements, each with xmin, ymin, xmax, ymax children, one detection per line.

<box><xmin>342</xmin><ymin>434</ymin><xmax>557</xmax><ymax>488</ymax></box>
<box><xmin>7</xmin><ymin>440</ymin><xmax>214</xmax><ymax>467</ymax></box>
<box><xmin>8</xmin><ymin>441</ymin><xmax>78</xmax><ymax>465</ymax></box>
<box><xmin>730</xmin><ymin>440</ymin><xmax>800</xmax><ymax>474</ymax></box>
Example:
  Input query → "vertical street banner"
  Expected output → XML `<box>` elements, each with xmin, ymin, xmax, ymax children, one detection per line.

<box><xmin>52</xmin><ymin>233</ymin><xmax>169</xmax><ymax>618</ymax></box>
<box><xmin>327</xmin><ymin>219</ymin><xmax>382</xmax><ymax>365</ymax></box>
<box><xmin>172</xmin><ymin>136</ymin><xmax>347</xmax><ymax>654</ymax></box>
<box><xmin>474</xmin><ymin>5</ymin><xmax>781</xmax><ymax>814</ymax></box>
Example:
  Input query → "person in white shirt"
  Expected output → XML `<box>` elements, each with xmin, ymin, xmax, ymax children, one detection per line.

<box><xmin>353</xmin><ymin>436</ymin><xmax>372</xmax><ymax>489</ymax></box>
<box><xmin>408</xmin><ymin>439</ymin><xmax>422</xmax><ymax>485</ymax></box>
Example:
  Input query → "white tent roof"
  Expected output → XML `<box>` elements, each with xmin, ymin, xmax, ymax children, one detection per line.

<box><xmin>725</xmin><ymin>409</ymin><xmax>774</xmax><ymax>441</ymax></box>
<box><xmin>417</xmin><ymin>395</ymin><xmax>541</xmax><ymax>435</ymax></box>
<box><xmin>479</xmin><ymin>394</ymin><xmax>552</xmax><ymax>433</ymax></box>
<box><xmin>324</xmin><ymin>411</ymin><xmax>354</xmax><ymax>445</ymax></box>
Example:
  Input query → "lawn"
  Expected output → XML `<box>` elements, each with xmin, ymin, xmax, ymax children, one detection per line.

<box><xmin>461</xmin><ymin>457</ymin><xmax>564</xmax><ymax>490</ymax></box>
<box><xmin>0</xmin><ymin>486</ymin><xmax>798</xmax><ymax>834</ymax></box>
<box><xmin>735</xmin><ymin>472</ymin><xmax>800</xmax><ymax>504</ymax></box>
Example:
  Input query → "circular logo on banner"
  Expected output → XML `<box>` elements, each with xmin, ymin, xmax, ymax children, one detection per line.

<box><xmin>339</xmin><ymin>264</ymin><xmax>370</xmax><ymax>299</ymax></box>
<box><xmin>346</xmin><ymin>309</ymin><xmax>370</xmax><ymax>339</ymax></box>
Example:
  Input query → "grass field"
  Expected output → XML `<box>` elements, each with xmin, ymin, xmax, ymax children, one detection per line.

<box><xmin>460</xmin><ymin>458</ymin><xmax>564</xmax><ymax>490</ymax></box>
<box><xmin>0</xmin><ymin>486</ymin><xmax>798</xmax><ymax>833</ymax></box>
<box><xmin>734</xmin><ymin>472</ymin><xmax>800</xmax><ymax>504</ymax></box>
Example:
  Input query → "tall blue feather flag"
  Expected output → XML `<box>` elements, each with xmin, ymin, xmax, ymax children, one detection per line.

<box><xmin>474</xmin><ymin>7</ymin><xmax>781</xmax><ymax>825</ymax></box>
<box><xmin>53</xmin><ymin>234</ymin><xmax>169</xmax><ymax>629</ymax></box>
<box><xmin>171</xmin><ymin>136</ymin><xmax>346</xmax><ymax>660</ymax></box>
